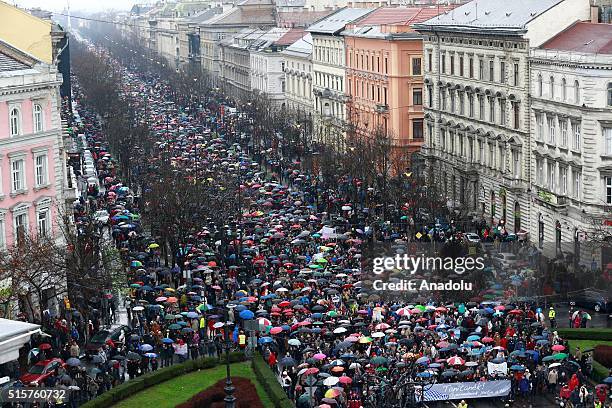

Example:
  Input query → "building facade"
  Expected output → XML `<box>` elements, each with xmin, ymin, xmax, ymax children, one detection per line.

<box><xmin>0</xmin><ymin>41</ymin><xmax>65</xmax><ymax>249</ymax></box>
<box><xmin>282</xmin><ymin>33</ymin><xmax>314</xmax><ymax>116</ymax></box>
<box><xmin>414</xmin><ymin>0</ymin><xmax>590</xmax><ymax>234</ymax></box>
<box><xmin>308</xmin><ymin>7</ymin><xmax>374</xmax><ymax>148</ymax></box>
<box><xmin>343</xmin><ymin>7</ymin><xmax>454</xmax><ymax>164</ymax></box>
<box><xmin>529</xmin><ymin>22</ymin><xmax>612</xmax><ymax>259</ymax></box>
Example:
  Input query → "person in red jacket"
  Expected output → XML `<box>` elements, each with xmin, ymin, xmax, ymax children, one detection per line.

<box><xmin>268</xmin><ymin>350</ymin><xmax>277</xmax><ymax>367</ymax></box>
<box><xmin>568</xmin><ymin>373</ymin><xmax>579</xmax><ymax>391</ymax></box>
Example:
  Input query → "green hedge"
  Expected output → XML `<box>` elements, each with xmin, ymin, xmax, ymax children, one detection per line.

<box><xmin>81</xmin><ymin>352</ymin><xmax>245</xmax><ymax>408</ymax></box>
<box><xmin>557</xmin><ymin>328</ymin><xmax>612</xmax><ymax>341</ymax></box>
<box><xmin>252</xmin><ymin>354</ymin><xmax>294</xmax><ymax>408</ymax></box>
<box><xmin>592</xmin><ymin>360</ymin><xmax>608</xmax><ymax>383</ymax></box>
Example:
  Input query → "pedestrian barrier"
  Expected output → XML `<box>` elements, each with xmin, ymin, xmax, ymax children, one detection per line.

<box><xmin>81</xmin><ymin>352</ymin><xmax>245</xmax><ymax>408</ymax></box>
<box><xmin>251</xmin><ymin>354</ymin><xmax>295</xmax><ymax>408</ymax></box>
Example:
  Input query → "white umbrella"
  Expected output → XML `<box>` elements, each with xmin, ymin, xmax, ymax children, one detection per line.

<box><xmin>324</xmin><ymin>376</ymin><xmax>340</xmax><ymax>386</ymax></box>
<box><xmin>372</xmin><ymin>332</ymin><xmax>385</xmax><ymax>338</ymax></box>
<box><xmin>133</xmin><ymin>306</ymin><xmax>144</xmax><ymax>312</ymax></box>
<box><xmin>333</xmin><ymin>327</ymin><xmax>348</xmax><ymax>334</ymax></box>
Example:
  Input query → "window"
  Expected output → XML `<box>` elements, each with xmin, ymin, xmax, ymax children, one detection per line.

<box><xmin>0</xmin><ymin>218</ymin><xmax>4</xmax><ymax>249</ymax></box>
<box><xmin>459</xmin><ymin>134</ymin><xmax>464</xmax><ymax>157</ymax></box>
<box><xmin>605</xmin><ymin>127</ymin><xmax>612</xmax><ymax>155</ymax></box>
<box><xmin>489</xmin><ymin>60</ymin><xmax>494</xmax><ymax>82</ymax></box>
<box><xmin>548</xmin><ymin>117</ymin><xmax>556</xmax><ymax>144</ymax></box>
<box><xmin>441</xmin><ymin>129</ymin><xmax>446</xmax><ymax>151</ymax></box>
<box><xmin>536</xmin><ymin>113</ymin><xmax>544</xmax><ymax>140</ymax></box>
<box><xmin>608</xmin><ymin>83</ymin><xmax>612</xmax><ymax>106</ymax></box>
<box><xmin>512</xmin><ymin>150</ymin><xmax>520</xmax><ymax>178</ymax></box>
<box><xmin>536</xmin><ymin>158</ymin><xmax>544</xmax><ymax>185</ymax></box>
<box><xmin>605</xmin><ymin>176</ymin><xmax>612</xmax><ymax>204</ymax></box>
<box><xmin>572</xmin><ymin>122</ymin><xmax>581</xmax><ymax>150</ymax></box>
<box><xmin>478</xmin><ymin>140</ymin><xmax>484</xmax><ymax>163</ymax></box>
<box><xmin>559</xmin><ymin>166</ymin><xmax>568</xmax><ymax>195</ymax></box>
<box><xmin>537</xmin><ymin>75</ymin><xmax>543</xmax><ymax>97</ymax></box>
<box><xmin>489</xmin><ymin>144</ymin><xmax>495</xmax><ymax>167</ymax></box>
<box><xmin>560</xmin><ymin>119</ymin><xmax>567</xmax><ymax>147</ymax></box>
<box><xmin>37</xmin><ymin>208</ymin><xmax>50</xmax><ymax>237</ymax></box>
<box><xmin>9</xmin><ymin>107</ymin><xmax>21</xmax><ymax>136</ymax></box>
<box><xmin>489</xmin><ymin>97</ymin><xmax>495</xmax><ymax>123</ymax></box>
<box><xmin>441</xmin><ymin>54</ymin><xmax>446</xmax><ymax>73</ymax></box>
<box><xmin>35</xmin><ymin>153</ymin><xmax>48</xmax><ymax>187</ymax></box>
<box><xmin>562</xmin><ymin>78</ymin><xmax>567</xmax><ymax>101</ymax></box>
<box><xmin>441</xmin><ymin>89</ymin><xmax>447</xmax><ymax>111</ymax></box>
<box><xmin>427</xmin><ymin>85</ymin><xmax>432</xmax><ymax>107</ymax></box>
<box><xmin>479</xmin><ymin>59</ymin><xmax>484</xmax><ymax>79</ymax></box>
<box><xmin>412</xmin><ymin>58</ymin><xmax>422</xmax><ymax>75</ymax></box>
<box><xmin>500</xmin><ymin>61</ymin><xmax>505</xmax><ymax>84</ymax></box>
<box><xmin>33</xmin><ymin>104</ymin><xmax>43</xmax><ymax>132</ymax></box>
<box><xmin>428</xmin><ymin>52</ymin><xmax>432</xmax><ymax>72</ymax></box>
<box><xmin>459</xmin><ymin>92</ymin><xmax>465</xmax><ymax>115</ymax></box>
<box><xmin>549</xmin><ymin>76</ymin><xmax>555</xmax><ymax>98</ymax></box>
<box><xmin>14</xmin><ymin>212</ymin><xmax>27</xmax><ymax>245</ymax></box>
<box><xmin>499</xmin><ymin>99</ymin><xmax>506</xmax><ymax>125</ymax></box>
<box><xmin>573</xmin><ymin>170</ymin><xmax>581</xmax><ymax>199</ymax></box>
<box><xmin>459</xmin><ymin>56</ymin><xmax>464</xmax><ymax>76</ymax></box>
<box><xmin>413</xmin><ymin>119</ymin><xmax>423</xmax><ymax>140</ymax></box>
<box><xmin>450</xmin><ymin>91</ymin><xmax>456</xmax><ymax>113</ymax></box>
<box><xmin>469</xmin><ymin>57</ymin><xmax>474</xmax><ymax>78</ymax></box>
<box><xmin>479</xmin><ymin>95</ymin><xmax>485</xmax><ymax>120</ymax></box>
<box><xmin>512</xmin><ymin>102</ymin><xmax>519</xmax><ymax>129</ymax></box>
<box><xmin>468</xmin><ymin>94</ymin><xmax>474</xmax><ymax>117</ymax></box>
<box><xmin>450</xmin><ymin>55</ymin><xmax>455</xmax><ymax>75</ymax></box>
<box><xmin>547</xmin><ymin>162</ymin><xmax>555</xmax><ymax>191</ymax></box>
<box><xmin>574</xmin><ymin>80</ymin><xmax>580</xmax><ymax>103</ymax></box>
<box><xmin>413</xmin><ymin>88</ymin><xmax>422</xmax><ymax>106</ymax></box>
<box><xmin>513</xmin><ymin>63</ymin><xmax>519</xmax><ymax>86</ymax></box>
<box><xmin>11</xmin><ymin>158</ymin><xmax>25</xmax><ymax>192</ymax></box>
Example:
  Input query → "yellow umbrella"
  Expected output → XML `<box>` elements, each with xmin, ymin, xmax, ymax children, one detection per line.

<box><xmin>324</xmin><ymin>389</ymin><xmax>341</xmax><ymax>398</ymax></box>
<box><xmin>148</xmin><ymin>243</ymin><xmax>160</xmax><ymax>249</ymax></box>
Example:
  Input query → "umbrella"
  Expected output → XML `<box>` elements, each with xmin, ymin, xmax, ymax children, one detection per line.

<box><xmin>280</xmin><ymin>357</ymin><xmax>297</xmax><ymax>367</ymax></box>
<box><xmin>127</xmin><ymin>352</ymin><xmax>141</xmax><ymax>361</ymax></box>
<box><xmin>162</xmin><ymin>338</ymin><xmax>174</xmax><ymax>344</ymax></box>
<box><xmin>144</xmin><ymin>353</ymin><xmax>158</xmax><ymax>358</ymax></box>
<box><xmin>446</xmin><ymin>356</ymin><xmax>465</xmax><ymax>365</ymax></box>
<box><xmin>239</xmin><ymin>309</ymin><xmax>254</xmax><ymax>320</ymax></box>
<box><xmin>66</xmin><ymin>358</ymin><xmax>81</xmax><ymax>367</ymax></box>
<box><xmin>288</xmin><ymin>339</ymin><xmax>302</xmax><ymax>346</ymax></box>
<box><xmin>324</xmin><ymin>377</ymin><xmax>339</xmax><ymax>386</ymax></box>
<box><xmin>139</xmin><ymin>344</ymin><xmax>153</xmax><ymax>352</ymax></box>
<box><xmin>551</xmin><ymin>345</ymin><xmax>565</xmax><ymax>352</ymax></box>
<box><xmin>338</xmin><ymin>376</ymin><xmax>352</xmax><ymax>385</ymax></box>
<box><xmin>38</xmin><ymin>343</ymin><xmax>52</xmax><ymax>350</ymax></box>
<box><xmin>324</xmin><ymin>389</ymin><xmax>341</xmax><ymax>398</ymax></box>
<box><xmin>313</xmin><ymin>353</ymin><xmax>327</xmax><ymax>360</ymax></box>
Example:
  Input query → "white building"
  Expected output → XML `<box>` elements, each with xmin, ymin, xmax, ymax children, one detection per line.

<box><xmin>529</xmin><ymin>21</ymin><xmax>612</xmax><ymax>261</ymax></box>
<box><xmin>282</xmin><ymin>33</ymin><xmax>314</xmax><ymax>116</ymax></box>
<box><xmin>413</xmin><ymin>0</ymin><xmax>590</xmax><ymax>236</ymax></box>
<box><xmin>308</xmin><ymin>7</ymin><xmax>374</xmax><ymax>147</ymax></box>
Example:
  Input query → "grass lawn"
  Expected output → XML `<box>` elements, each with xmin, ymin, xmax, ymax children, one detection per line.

<box><xmin>567</xmin><ymin>339</ymin><xmax>612</xmax><ymax>355</ymax></box>
<box><xmin>113</xmin><ymin>362</ymin><xmax>274</xmax><ymax>408</ymax></box>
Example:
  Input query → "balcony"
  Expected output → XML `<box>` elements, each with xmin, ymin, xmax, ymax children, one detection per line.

<box><xmin>503</xmin><ymin>176</ymin><xmax>528</xmax><ymax>192</ymax></box>
<box><xmin>535</xmin><ymin>189</ymin><xmax>569</xmax><ymax>209</ymax></box>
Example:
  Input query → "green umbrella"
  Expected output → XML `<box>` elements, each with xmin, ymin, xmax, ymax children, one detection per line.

<box><xmin>370</xmin><ymin>356</ymin><xmax>388</xmax><ymax>365</ymax></box>
<box><xmin>415</xmin><ymin>305</ymin><xmax>426</xmax><ymax>312</ymax></box>
<box><xmin>327</xmin><ymin>310</ymin><xmax>338</xmax><ymax>317</ymax></box>
<box><xmin>553</xmin><ymin>353</ymin><xmax>568</xmax><ymax>360</ymax></box>
<box><xmin>542</xmin><ymin>356</ymin><xmax>555</xmax><ymax>362</ymax></box>
<box><xmin>316</xmin><ymin>258</ymin><xmax>328</xmax><ymax>264</ymax></box>
<box><xmin>309</xmin><ymin>264</ymin><xmax>323</xmax><ymax>269</ymax></box>
<box><xmin>130</xmin><ymin>283</ymin><xmax>142</xmax><ymax>288</ymax></box>
<box><xmin>312</xmin><ymin>233</ymin><xmax>321</xmax><ymax>238</ymax></box>
<box><xmin>168</xmin><ymin>323</ymin><xmax>181</xmax><ymax>330</ymax></box>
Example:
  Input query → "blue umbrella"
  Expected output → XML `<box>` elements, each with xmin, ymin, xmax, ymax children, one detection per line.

<box><xmin>239</xmin><ymin>309</ymin><xmax>254</xmax><ymax>319</ymax></box>
<box><xmin>144</xmin><ymin>353</ymin><xmax>158</xmax><ymax>358</ymax></box>
<box><xmin>467</xmin><ymin>335</ymin><xmax>480</xmax><ymax>341</ymax></box>
<box><xmin>162</xmin><ymin>338</ymin><xmax>174</xmax><ymax>344</ymax></box>
<box><xmin>536</xmin><ymin>339</ymin><xmax>549</xmax><ymax>345</ymax></box>
<box><xmin>417</xmin><ymin>372</ymin><xmax>433</xmax><ymax>378</ymax></box>
<box><xmin>258</xmin><ymin>336</ymin><xmax>273</xmax><ymax>344</ymax></box>
<box><xmin>603</xmin><ymin>376</ymin><xmax>612</xmax><ymax>385</ymax></box>
<box><xmin>491</xmin><ymin>357</ymin><xmax>506</xmax><ymax>364</ymax></box>
<box><xmin>186</xmin><ymin>312</ymin><xmax>199</xmax><ymax>319</ymax></box>
<box><xmin>139</xmin><ymin>344</ymin><xmax>153</xmax><ymax>352</ymax></box>
<box><xmin>235</xmin><ymin>305</ymin><xmax>247</xmax><ymax>312</ymax></box>
<box><xmin>510</xmin><ymin>365</ymin><xmax>526</xmax><ymax>371</ymax></box>
<box><xmin>428</xmin><ymin>363</ymin><xmax>442</xmax><ymax>368</ymax></box>
<box><xmin>416</xmin><ymin>356</ymin><xmax>430</xmax><ymax>365</ymax></box>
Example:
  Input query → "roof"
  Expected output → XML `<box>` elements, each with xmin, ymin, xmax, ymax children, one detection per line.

<box><xmin>413</xmin><ymin>0</ymin><xmax>565</xmax><ymax>33</ymax></box>
<box><xmin>307</xmin><ymin>7</ymin><xmax>375</xmax><ymax>34</ymax></box>
<box><xmin>277</xmin><ymin>10</ymin><xmax>333</xmax><ymax>28</ymax></box>
<box><xmin>200</xmin><ymin>2</ymin><xmax>275</xmax><ymax>26</ymax></box>
<box><xmin>275</xmin><ymin>0</ymin><xmax>306</xmax><ymax>7</ymax></box>
<box><xmin>248</xmin><ymin>28</ymin><xmax>290</xmax><ymax>51</ymax></box>
<box><xmin>187</xmin><ymin>7</ymin><xmax>223</xmax><ymax>24</ymax></box>
<box><xmin>0</xmin><ymin>52</ymin><xmax>31</xmax><ymax>72</ymax></box>
<box><xmin>282</xmin><ymin>33</ymin><xmax>313</xmax><ymax>57</ymax></box>
<box><xmin>275</xmin><ymin>28</ymin><xmax>306</xmax><ymax>46</ymax></box>
<box><xmin>353</xmin><ymin>6</ymin><xmax>457</xmax><ymax>26</ymax></box>
<box><xmin>540</xmin><ymin>22</ymin><xmax>612</xmax><ymax>54</ymax></box>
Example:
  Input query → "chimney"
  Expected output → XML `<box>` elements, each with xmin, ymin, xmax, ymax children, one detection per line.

<box><xmin>590</xmin><ymin>5</ymin><xmax>599</xmax><ymax>23</ymax></box>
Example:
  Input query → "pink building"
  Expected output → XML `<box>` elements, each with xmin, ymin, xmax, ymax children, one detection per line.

<box><xmin>0</xmin><ymin>39</ymin><xmax>65</xmax><ymax>249</ymax></box>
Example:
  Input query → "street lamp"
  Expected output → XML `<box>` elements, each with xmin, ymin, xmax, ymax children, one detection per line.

<box><xmin>222</xmin><ymin>316</ymin><xmax>236</xmax><ymax>408</ymax></box>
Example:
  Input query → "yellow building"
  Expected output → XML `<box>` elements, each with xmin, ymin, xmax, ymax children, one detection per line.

<box><xmin>0</xmin><ymin>0</ymin><xmax>60</xmax><ymax>64</ymax></box>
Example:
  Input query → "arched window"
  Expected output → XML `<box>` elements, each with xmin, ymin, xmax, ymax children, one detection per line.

<box><xmin>574</xmin><ymin>80</ymin><xmax>580</xmax><ymax>104</ymax></box>
<box><xmin>9</xmin><ymin>107</ymin><xmax>21</xmax><ymax>136</ymax></box>
<box><xmin>537</xmin><ymin>74</ymin><xmax>543</xmax><ymax>97</ymax></box>
<box><xmin>549</xmin><ymin>76</ymin><xmax>555</xmax><ymax>98</ymax></box>
<box><xmin>33</xmin><ymin>104</ymin><xmax>43</xmax><ymax>132</ymax></box>
<box><xmin>561</xmin><ymin>78</ymin><xmax>567</xmax><ymax>101</ymax></box>
<box><xmin>607</xmin><ymin>83</ymin><xmax>612</xmax><ymax>106</ymax></box>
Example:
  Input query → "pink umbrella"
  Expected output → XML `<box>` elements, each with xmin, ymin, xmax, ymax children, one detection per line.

<box><xmin>494</xmin><ymin>305</ymin><xmax>506</xmax><ymax>311</ymax></box>
<box><xmin>270</xmin><ymin>327</ymin><xmax>283</xmax><ymax>335</ymax></box>
<box><xmin>257</xmin><ymin>317</ymin><xmax>271</xmax><ymax>327</ymax></box>
<box><xmin>436</xmin><ymin>341</ymin><xmax>450</xmax><ymax>348</ymax></box>
<box><xmin>313</xmin><ymin>353</ymin><xmax>327</xmax><ymax>360</ymax></box>
<box><xmin>552</xmin><ymin>345</ymin><xmax>565</xmax><ymax>352</ymax></box>
<box><xmin>375</xmin><ymin>323</ymin><xmax>390</xmax><ymax>330</ymax></box>
<box><xmin>447</xmin><ymin>356</ymin><xmax>465</xmax><ymax>365</ymax></box>
<box><xmin>155</xmin><ymin>296</ymin><xmax>167</xmax><ymax>302</ymax></box>
<box><xmin>338</xmin><ymin>376</ymin><xmax>352</xmax><ymax>384</ymax></box>
<box><xmin>344</xmin><ymin>336</ymin><xmax>359</xmax><ymax>342</ymax></box>
<box><xmin>304</xmin><ymin>367</ymin><xmax>319</xmax><ymax>375</ymax></box>
<box><xmin>396</xmin><ymin>308</ymin><xmax>410</xmax><ymax>316</ymax></box>
<box><xmin>481</xmin><ymin>337</ymin><xmax>494</xmax><ymax>343</ymax></box>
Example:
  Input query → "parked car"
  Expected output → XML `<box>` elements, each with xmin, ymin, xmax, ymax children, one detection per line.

<box><xmin>19</xmin><ymin>358</ymin><xmax>65</xmax><ymax>385</ymax></box>
<box><xmin>464</xmin><ymin>233</ymin><xmax>481</xmax><ymax>244</ymax></box>
<box><xmin>569</xmin><ymin>289</ymin><xmax>611</xmax><ymax>313</ymax></box>
<box><xmin>85</xmin><ymin>325</ymin><xmax>129</xmax><ymax>356</ymax></box>
<box><xmin>492</xmin><ymin>252</ymin><xmax>518</xmax><ymax>270</ymax></box>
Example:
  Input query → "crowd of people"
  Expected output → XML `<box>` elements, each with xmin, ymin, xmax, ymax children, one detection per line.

<box><xmin>8</xmin><ymin>38</ymin><xmax>611</xmax><ymax>408</ymax></box>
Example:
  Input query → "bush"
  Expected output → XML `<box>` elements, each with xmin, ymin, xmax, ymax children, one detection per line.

<box><xmin>557</xmin><ymin>328</ymin><xmax>612</xmax><ymax>341</ymax></box>
<box><xmin>251</xmin><ymin>355</ymin><xmax>294</xmax><ymax>408</ymax></box>
<box><xmin>176</xmin><ymin>377</ymin><xmax>264</xmax><ymax>408</ymax></box>
<box><xmin>81</xmin><ymin>352</ymin><xmax>247</xmax><ymax>408</ymax></box>
<box><xmin>592</xmin><ymin>360</ymin><xmax>608</xmax><ymax>383</ymax></box>
<box><xmin>594</xmin><ymin>345</ymin><xmax>612</xmax><ymax>368</ymax></box>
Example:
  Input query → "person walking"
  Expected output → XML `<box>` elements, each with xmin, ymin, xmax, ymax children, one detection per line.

<box><xmin>548</xmin><ymin>307</ymin><xmax>556</xmax><ymax>328</ymax></box>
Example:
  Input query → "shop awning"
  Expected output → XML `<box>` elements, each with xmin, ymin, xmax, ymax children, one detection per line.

<box><xmin>0</xmin><ymin>319</ymin><xmax>41</xmax><ymax>365</ymax></box>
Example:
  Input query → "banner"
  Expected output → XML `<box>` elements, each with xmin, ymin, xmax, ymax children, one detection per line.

<box><xmin>487</xmin><ymin>361</ymin><xmax>508</xmax><ymax>376</ymax></box>
<box><xmin>417</xmin><ymin>380</ymin><xmax>511</xmax><ymax>402</ymax></box>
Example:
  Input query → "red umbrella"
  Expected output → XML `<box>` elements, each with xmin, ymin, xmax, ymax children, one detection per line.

<box><xmin>303</xmin><ymin>367</ymin><xmax>319</xmax><ymax>376</ymax></box>
<box><xmin>338</xmin><ymin>376</ymin><xmax>352</xmax><ymax>384</ymax></box>
<box><xmin>447</xmin><ymin>356</ymin><xmax>465</xmax><ymax>365</ymax></box>
<box><xmin>270</xmin><ymin>327</ymin><xmax>283</xmax><ymax>335</ymax></box>
<box><xmin>509</xmin><ymin>309</ymin><xmax>523</xmax><ymax>315</ymax></box>
<box><xmin>39</xmin><ymin>343</ymin><xmax>52</xmax><ymax>350</ymax></box>
<box><xmin>552</xmin><ymin>345</ymin><xmax>565</xmax><ymax>352</ymax></box>
<box><xmin>279</xmin><ymin>301</ymin><xmax>291</xmax><ymax>308</ymax></box>
<box><xmin>481</xmin><ymin>337</ymin><xmax>494</xmax><ymax>343</ymax></box>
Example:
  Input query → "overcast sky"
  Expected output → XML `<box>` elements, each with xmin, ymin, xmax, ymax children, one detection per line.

<box><xmin>11</xmin><ymin>0</ymin><xmax>140</xmax><ymax>12</ymax></box>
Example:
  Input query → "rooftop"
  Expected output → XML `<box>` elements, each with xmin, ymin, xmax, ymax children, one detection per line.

<box><xmin>277</xmin><ymin>10</ymin><xmax>333</xmax><ymax>28</ymax></box>
<box><xmin>275</xmin><ymin>28</ymin><xmax>306</xmax><ymax>46</ymax></box>
<box><xmin>540</xmin><ymin>22</ymin><xmax>612</xmax><ymax>54</ymax></box>
<box><xmin>414</xmin><ymin>0</ymin><xmax>565</xmax><ymax>32</ymax></box>
<box><xmin>0</xmin><ymin>52</ymin><xmax>30</xmax><ymax>72</ymax></box>
<box><xmin>307</xmin><ymin>7</ymin><xmax>375</xmax><ymax>34</ymax></box>
<box><xmin>353</xmin><ymin>6</ymin><xmax>457</xmax><ymax>26</ymax></box>
<box><xmin>282</xmin><ymin>33</ymin><xmax>313</xmax><ymax>57</ymax></box>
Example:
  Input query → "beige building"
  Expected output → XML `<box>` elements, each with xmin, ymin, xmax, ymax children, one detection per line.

<box><xmin>282</xmin><ymin>33</ymin><xmax>314</xmax><ymax>116</ymax></box>
<box><xmin>414</xmin><ymin>0</ymin><xmax>590</xmax><ymax>234</ymax></box>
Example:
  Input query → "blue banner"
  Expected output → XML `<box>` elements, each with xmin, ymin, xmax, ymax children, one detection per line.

<box><xmin>418</xmin><ymin>380</ymin><xmax>511</xmax><ymax>401</ymax></box>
